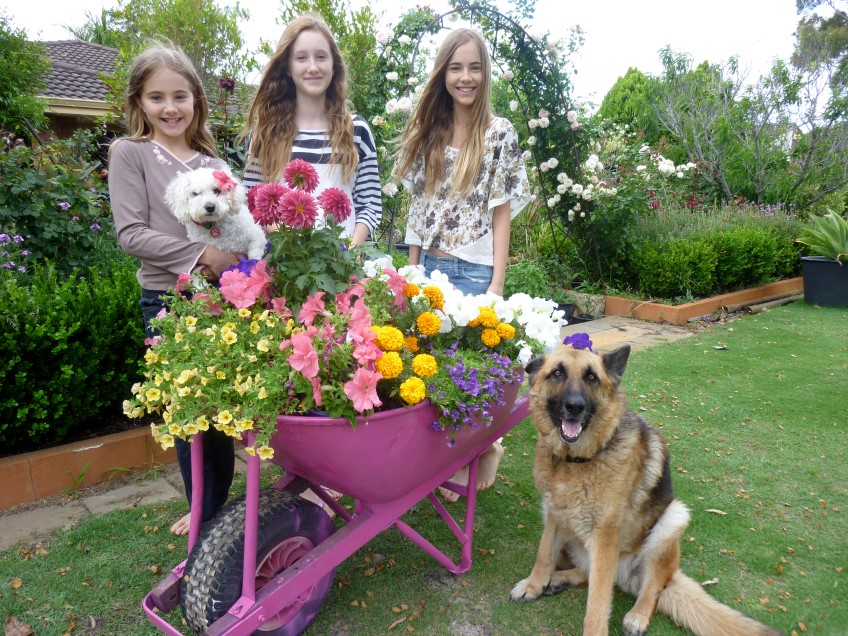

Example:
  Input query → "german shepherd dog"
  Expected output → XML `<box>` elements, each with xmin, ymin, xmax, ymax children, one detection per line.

<box><xmin>510</xmin><ymin>343</ymin><xmax>781</xmax><ymax>636</ymax></box>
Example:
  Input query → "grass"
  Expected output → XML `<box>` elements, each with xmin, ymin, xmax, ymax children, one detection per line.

<box><xmin>0</xmin><ymin>301</ymin><xmax>845</xmax><ymax>635</ymax></box>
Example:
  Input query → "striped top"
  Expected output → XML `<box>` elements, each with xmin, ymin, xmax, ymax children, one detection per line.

<box><xmin>243</xmin><ymin>115</ymin><xmax>382</xmax><ymax>238</ymax></box>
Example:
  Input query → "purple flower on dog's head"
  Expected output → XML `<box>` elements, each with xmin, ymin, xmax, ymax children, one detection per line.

<box><xmin>563</xmin><ymin>332</ymin><xmax>594</xmax><ymax>351</ymax></box>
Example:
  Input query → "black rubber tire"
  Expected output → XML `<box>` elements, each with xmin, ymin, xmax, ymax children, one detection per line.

<box><xmin>180</xmin><ymin>488</ymin><xmax>336</xmax><ymax>635</ymax></box>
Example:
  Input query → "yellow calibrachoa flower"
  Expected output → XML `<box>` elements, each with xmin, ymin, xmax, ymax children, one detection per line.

<box><xmin>238</xmin><ymin>308</ymin><xmax>252</xmax><ymax>318</ymax></box>
<box><xmin>399</xmin><ymin>376</ymin><xmax>426</xmax><ymax>405</ymax></box>
<box><xmin>217</xmin><ymin>410</ymin><xmax>233</xmax><ymax>425</ymax></box>
<box><xmin>183</xmin><ymin>422</ymin><xmax>199</xmax><ymax>435</ymax></box>
<box><xmin>178</xmin><ymin>386</ymin><xmax>191</xmax><ymax>397</ymax></box>
<box><xmin>375</xmin><ymin>350</ymin><xmax>404</xmax><ymax>379</ymax></box>
<box><xmin>378</xmin><ymin>325</ymin><xmax>404</xmax><ymax>351</ymax></box>
<box><xmin>417</xmin><ymin>311</ymin><xmax>441</xmax><ymax>336</ymax></box>
<box><xmin>145</xmin><ymin>387</ymin><xmax>161</xmax><ymax>403</ymax></box>
<box><xmin>144</xmin><ymin>349</ymin><xmax>160</xmax><ymax>365</ymax></box>
<box><xmin>257</xmin><ymin>446</ymin><xmax>275</xmax><ymax>460</ymax></box>
<box><xmin>250</xmin><ymin>321</ymin><xmax>261</xmax><ymax>334</ymax></box>
<box><xmin>412</xmin><ymin>353</ymin><xmax>438</xmax><ymax>378</ymax></box>
<box><xmin>174</xmin><ymin>331</ymin><xmax>184</xmax><ymax>343</ymax></box>
<box><xmin>184</xmin><ymin>315</ymin><xmax>197</xmax><ymax>327</ymax></box>
<box><xmin>256</xmin><ymin>338</ymin><xmax>271</xmax><ymax>352</ymax></box>
<box><xmin>220</xmin><ymin>329</ymin><xmax>238</xmax><ymax>346</ymax></box>
<box><xmin>403</xmin><ymin>282</ymin><xmax>420</xmax><ymax>298</ymax></box>
<box><xmin>496</xmin><ymin>322</ymin><xmax>516</xmax><ymax>339</ymax></box>
<box><xmin>168</xmin><ymin>422</ymin><xmax>182</xmax><ymax>436</ymax></box>
<box><xmin>404</xmin><ymin>335</ymin><xmax>419</xmax><ymax>353</ymax></box>
<box><xmin>195</xmin><ymin>415</ymin><xmax>210</xmax><ymax>431</ymax></box>
<box><xmin>481</xmin><ymin>328</ymin><xmax>501</xmax><ymax>348</ymax></box>
<box><xmin>422</xmin><ymin>285</ymin><xmax>444</xmax><ymax>310</ymax></box>
<box><xmin>158</xmin><ymin>433</ymin><xmax>175</xmax><ymax>449</ymax></box>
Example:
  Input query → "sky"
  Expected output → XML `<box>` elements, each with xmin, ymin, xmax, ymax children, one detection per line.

<box><xmin>5</xmin><ymin>0</ymin><xmax>804</xmax><ymax>105</ymax></box>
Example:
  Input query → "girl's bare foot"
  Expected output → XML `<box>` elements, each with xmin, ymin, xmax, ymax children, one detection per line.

<box><xmin>438</xmin><ymin>441</ymin><xmax>505</xmax><ymax>501</ymax></box>
<box><xmin>170</xmin><ymin>512</ymin><xmax>190</xmax><ymax>536</ymax></box>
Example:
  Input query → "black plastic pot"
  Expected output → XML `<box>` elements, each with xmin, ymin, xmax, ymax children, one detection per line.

<box><xmin>801</xmin><ymin>256</ymin><xmax>848</xmax><ymax>308</ymax></box>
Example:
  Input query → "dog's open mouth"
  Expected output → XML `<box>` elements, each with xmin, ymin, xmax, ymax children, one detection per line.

<box><xmin>560</xmin><ymin>418</ymin><xmax>583</xmax><ymax>443</ymax></box>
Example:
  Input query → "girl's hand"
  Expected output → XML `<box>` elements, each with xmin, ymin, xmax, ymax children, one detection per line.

<box><xmin>197</xmin><ymin>245</ymin><xmax>244</xmax><ymax>282</ymax></box>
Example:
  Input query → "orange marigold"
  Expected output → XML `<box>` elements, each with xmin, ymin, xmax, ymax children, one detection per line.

<box><xmin>477</xmin><ymin>307</ymin><xmax>499</xmax><ymax>328</ymax></box>
<box><xmin>416</xmin><ymin>311</ymin><xmax>441</xmax><ymax>336</ymax></box>
<box><xmin>496</xmin><ymin>322</ymin><xmax>516</xmax><ymax>339</ymax></box>
<box><xmin>481</xmin><ymin>328</ymin><xmax>501</xmax><ymax>348</ymax></box>
<box><xmin>403</xmin><ymin>282</ymin><xmax>420</xmax><ymax>298</ymax></box>
<box><xmin>404</xmin><ymin>335</ymin><xmax>420</xmax><ymax>353</ymax></box>
<box><xmin>422</xmin><ymin>285</ymin><xmax>445</xmax><ymax>310</ymax></box>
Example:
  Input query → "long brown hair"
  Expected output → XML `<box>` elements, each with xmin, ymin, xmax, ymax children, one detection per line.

<box><xmin>242</xmin><ymin>14</ymin><xmax>357</xmax><ymax>183</ymax></box>
<box><xmin>393</xmin><ymin>28</ymin><xmax>493</xmax><ymax>196</ymax></box>
<box><xmin>118</xmin><ymin>42</ymin><xmax>217</xmax><ymax>158</ymax></box>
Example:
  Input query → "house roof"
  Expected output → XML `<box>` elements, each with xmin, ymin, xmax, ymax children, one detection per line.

<box><xmin>40</xmin><ymin>40</ymin><xmax>118</xmax><ymax>102</ymax></box>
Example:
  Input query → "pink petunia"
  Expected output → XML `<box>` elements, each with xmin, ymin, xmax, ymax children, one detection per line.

<box><xmin>175</xmin><ymin>272</ymin><xmax>192</xmax><ymax>293</ymax></box>
<box><xmin>344</xmin><ymin>367</ymin><xmax>383</xmax><ymax>412</ymax></box>
<box><xmin>283</xmin><ymin>158</ymin><xmax>320</xmax><ymax>193</ymax></box>
<box><xmin>383</xmin><ymin>268</ymin><xmax>409</xmax><ymax>310</ymax></box>
<box><xmin>219</xmin><ymin>262</ymin><xmax>272</xmax><ymax>309</ymax></box>
<box><xmin>317</xmin><ymin>187</ymin><xmax>352</xmax><ymax>223</ymax></box>
<box><xmin>298</xmin><ymin>292</ymin><xmax>327</xmax><ymax>326</ymax></box>
<box><xmin>346</xmin><ymin>298</ymin><xmax>373</xmax><ymax>332</ymax></box>
<box><xmin>280</xmin><ymin>189</ymin><xmax>319</xmax><ymax>229</ymax></box>
<box><xmin>192</xmin><ymin>293</ymin><xmax>223</xmax><ymax>315</ymax></box>
<box><xmin>287</xmin><ymin>332</ymin><xmax>319</xmax><ymax>379</ymax></box>
<box><xmin>310</xmin><ymin>376</ymin><xmax>323</xmax><ymax>407</ymax></box>
<box><xmin>252</xmin><ymin>183</ymin><xmax>289</xmax><ymax>226</ymax></box>
<box><xmin>270</xmin><ymin>296</ymin><xmax>292</xmax><ymax>319</ymax></box>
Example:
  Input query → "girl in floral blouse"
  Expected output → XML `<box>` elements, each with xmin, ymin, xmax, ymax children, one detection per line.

<box><xmin>393</xmin><ymin>27</ymin><xmax>530</xmax><ymax>500</ymax></box>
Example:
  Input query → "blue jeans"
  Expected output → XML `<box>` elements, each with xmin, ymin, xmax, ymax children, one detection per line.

<box><xmin>421</xmin><ymin>253</ymin><xmax>493</xmax><ymax>296</ymax></box>
<box><xmin>140</xmin><ymin>288</ymin><xmax>234</xmax><ymax>523</ymax></box>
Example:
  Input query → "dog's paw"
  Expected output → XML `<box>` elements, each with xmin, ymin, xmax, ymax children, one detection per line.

<box><xmin>510</xmin><ymin>578</ymin><xmax>544</xmax><ymax>602</ymax></box>
<box><xmin>622</xmin><ymin>611</ymin><xmax>649</xmax><ymax>636</ymax></box>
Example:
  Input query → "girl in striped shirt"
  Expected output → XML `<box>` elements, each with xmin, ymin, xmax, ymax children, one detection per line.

<box><xmin>241</xmin><ymin>13</ymin><xmax>382</xmax><ymax>245</ymax></box>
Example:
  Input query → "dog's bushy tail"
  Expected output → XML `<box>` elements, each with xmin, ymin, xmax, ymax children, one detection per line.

<box><xmin>658</xmin><ymin>571</ymin><xmax>782</xmax><ymax>636</ymax></box>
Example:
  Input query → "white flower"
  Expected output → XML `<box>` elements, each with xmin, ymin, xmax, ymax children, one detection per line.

<box><xmin>539</xmin><ymin>117</ymin><xmax>550</xmax><ymax>128</ymax></box>
<box><xmin>528</xmin><ymin>119</ymin><xmax>538</xmax><ymax>129</ymax></box>
<box><xmin>521</xmin><ymin>150</ymin><xmax>532</xmax><ymax>162</ymax></box>
<box><xmin>382</xmin><ymin>182</ymin><xmax>399</xmax><ymax>197</ymax></box>
<box><xmin>398</xmin><ymin>34</ymin><xmax>412</xmax><ymax>45</ymax></box>
<box><xmin>639</xmin><ymin>144</ymin><xmax>651</xmax><ymax>154</ymax></box>
<box><xmin>636</xmin><ymin>165</ymin><xmax>647</xmax><ymax>172</ymax></box>
<box><xmin>385</xmin><ymin>99</ymin><xmax>398</xmax><ymax>115</ymax></box>
<box><xmin>580</xmin><ymin>211</ymin><xmax>586</xmax><ymax>218</ymax></box>
<box><xmin>414</xmin><ymin>85</ymin><xmax>424</xmax><ymax>97</ymax></box>
<box><xmin>571</xmin><ymin>183</ymin><xmax>584</xmax><ymax>195</ymax></box>
<box><xmin>567</xmin><ymin>209</ymin><xmax>575</xmax><ymax>221</ymax></box>
<box><xmin>566</xmin><ymin>110</ymin><xmax>578</xmax><ymax>124</ymax></box>
<box><xmin>570</xmin><ymin>123</ymin><xmax>580</xmax><ymax>131</ymax></box>
<box><xmin>376</xmin><ymin>31</ymin><xmax>390</xmax><ymax>45</ymax></box>
<box><xmin>527</xmin><ymin>135</ymin><xmax>536</xmax><ymax>146</ymax></box>
<box><xmin>371</xmin><ymin>115</ymin><xmax>386</xmax><ymax>127</ymax></box>
<box><xmin>547</xmin><ymin>157</ymin><xmax>558</xmax><ymax>169</ymax></box>
<box><xmin>540</xmin><ymin>161</ymin><xmax>550</xmax><ymax>173</ymax></box>
<box><xmin>509</xmin><ymin>100</ymin><xmax>519</xmax><ymax>112</ymax></box>
<box><xmin>386</xmin><ymin>71</ymin><xmax>399</xmax><ymax>82</ymax></box>
<box><xmin>557</xmin><ymin>183</ymin><xmax>568</xmax><ymax>194</ymax></box>
<box><xmin>676</xmin><ymin>172</ymin><xmax>684</xmax><ymax>178</ymax></box>
<box><xmin>546</xmin><ymin>196</ymin><xmax>558</xmax><ymax>207</ymax></box>
<box><xmin>581</xmin><ymin>189</ymin><xmax>593</xmax><ymax>201</ymax></box>
<box><xmin>556</xmin><ymin>172</ymin><xmax>568</xmax><ymax>184</ymax></box>
<box><xmin>501</xmin><ymin>69</ymin><xmax>514</xmax><ymax>81</ymax></box>
<box><xmin>407</xmin><ymin>77</ymin><xmax>419</xmax><ymax>86</ymax></box>
<box><xmin>397</xmin><ymin>96</ymin><xmax>412</xmax><ymax>112</ymax></box>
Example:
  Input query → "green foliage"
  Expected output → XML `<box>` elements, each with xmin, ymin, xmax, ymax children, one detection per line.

<box><xmin>504</xmin><ymin>259</ymin><xmax>549</xmax><ymax>299</ymax></box>
<box><xmin>0</xmin><ymin>13</ymin><xmax>49</xmax><ymax>135</ymax></box>
<box><xmin>597</xmin><ymin>68</ymin><xmax>664</xmax><ymax>144</ymax></box>
<box><xmin>0</xmin><ymin>133</ymin><xmax>113</xmax><ymax>277</ymax></box>
<box><xmin>633</xmin><ymin>238</ymin><xmax>717</xmax><ymax>299</ymax></box>
<box><xmin>0</xmin><ymin>255</ymin><xmax>145</xmax><ymax>449</ymax></box>
<box><xmin>796</xmin><ymin>209</ymin><xmax>848</xmax><ymax>261</ymax></box>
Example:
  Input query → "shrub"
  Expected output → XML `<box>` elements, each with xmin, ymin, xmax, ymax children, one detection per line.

<box><xmin>709</xmin><ymin>227</ymin><xmax>781</xmax><ymax>291</ymax></box>
<box><xmin>633</xmin><ymin>238</ymin><xmax>717</xmax><ymax>299</ymax></box>
<box><xmin>0</xmin><ymin>254</ymin><xmax>145</xmax><ymax>450</ymax></box>
<box><xmin>504</xmin><ymin>258</ymin><xmax>550</xmax><ymax>299</ymax></box>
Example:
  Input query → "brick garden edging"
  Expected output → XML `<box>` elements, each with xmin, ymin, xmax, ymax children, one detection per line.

<box><xmin>603</xmin><ymin>277</ymin><xmax>804</xmax><ymax>326</ymax></box>
<box><xmin>0</xmin><ymin>427</ymin><xmax>176</xmax><ymax>511</ymax></box>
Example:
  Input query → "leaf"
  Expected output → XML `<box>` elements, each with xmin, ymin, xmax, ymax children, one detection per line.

<box><xmin>701</xmin><ymin>577</ymin><xmax>719</xmax><ymax>586</ymax></box>
<box><xmin>706</xmin><ymin>508</ymin><xmax>727</xmax><ymax>515</ymax></box>
<box><xmin>10</xmin><ymin>577</ymin><xmax>22</xmax><ymax>589</ymax></box>
<box><xmin>388</xmin><ymin>616</ymin><xmax>407</xmax><ymax>630</ymax></box>
<box><xmin>4</xmin><ymin>615</ymin><xmax>34</xmax><ymax>636</ymax></box>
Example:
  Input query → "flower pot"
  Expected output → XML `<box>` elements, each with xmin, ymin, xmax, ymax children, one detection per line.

<box><xmin>801</xmin><ymin>256</ymin><xmax>848</xmax><ymax>308</ymax></box>
<box><xmin>271</xmin><ymin>374</ymin><xmax>523</xmax><ymax>503</ymax></box>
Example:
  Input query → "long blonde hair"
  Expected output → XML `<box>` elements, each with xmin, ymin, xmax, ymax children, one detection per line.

<box><xmin>393</xmin><ymin>28</ymin><xmax>493</xmax><ymax>197</ymax></box>
<box><xmin>119</xmin><ymin>42</ymin><xmax>217</xmax><ymax>158</ymax></box>
<box><xmin>242</xmin><ymin>14</ymin><xmax>358</xmax><ymax>183</ymax></box>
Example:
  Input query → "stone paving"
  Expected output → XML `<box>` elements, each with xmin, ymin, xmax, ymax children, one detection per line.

<box><xmin>0</xmin><ymin>316</ymin><xmax>699</xmax><ymax>552</ymax></box>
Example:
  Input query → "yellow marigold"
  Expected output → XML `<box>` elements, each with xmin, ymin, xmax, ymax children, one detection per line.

<box><xmin>379</xmin><ymin>325</ymin><xmax>405</xmax><ymax>351</ymax></box>
<box><xmin>422</xmin><ymin>285</ymin><xmax>445</xmax><ymax>310</ymax></box>
<box><xmin>371</xmin><ymin>325</ymin><xmax>383</xmax><ymax>349</ymax></box>
<box><xmin>375</xmin><ymin>351</ymin><xmax>404</xmax><ymax>379</ymax></box>
<box><xmin>417</xmin><ymin>311</ymin><xmax>441</xmax><ymax>336</ymax></box>
<box><xmin>412</xmin><ymin>353</ymin><xmax>438</xmax><ymax>378</ymax></box>
<box><xmin>403</xmin><ymin>282</ymin><xmax>420</xmax><ymax>298</ymax></box>
<box><xmin>481</xmin><ymin>328</ymin><xmax>501</xmax><ymax>348</ymax></box>
<box><xmin>477</xmin><ymin>307</ymin><xmax>499</xmax><ymax>328</ymax></box>
<box><xmin>399</xmin><ymin>376</ymin><xmax>427</xmax><ymax>405</ymax></box>
<box><xmin>496</xmin><ymin>322</ymin><xmax>516</xmax><ymax>339</ymax></box>
<box><xmin>404</xmin><ymin>335</ymin><xmax>419</xmax><ymax>353</ymax></box>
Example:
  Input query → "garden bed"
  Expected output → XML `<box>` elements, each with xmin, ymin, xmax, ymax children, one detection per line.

<box><xmin>603</xmin><ymin>277</ymin><xmax>803</xmax><ymax>325</ymax></box>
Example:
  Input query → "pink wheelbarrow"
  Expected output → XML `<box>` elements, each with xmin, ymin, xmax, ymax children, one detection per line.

<box><xmin>142</xmin><ymin>376</ymin><xmax>529</xmax><ymax>635</ymax></box>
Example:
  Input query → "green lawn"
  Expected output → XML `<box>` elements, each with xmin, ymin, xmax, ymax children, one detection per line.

<box><xmin>0</xmin><ymin>301</ymin><xmax>845</xmax><ymax>635</ymax></box>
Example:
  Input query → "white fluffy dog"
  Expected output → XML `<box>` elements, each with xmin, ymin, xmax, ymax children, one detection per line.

<box><xmin>165</xmin><ymin>167</ymin><xmax>266</xmax><ymax>260</ymax></box>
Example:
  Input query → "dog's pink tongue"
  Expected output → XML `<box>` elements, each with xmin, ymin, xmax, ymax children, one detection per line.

<box><xmin>561</xmin><ymin>419</ymin><xmax>582</xmax><ymax>438</ymax></box>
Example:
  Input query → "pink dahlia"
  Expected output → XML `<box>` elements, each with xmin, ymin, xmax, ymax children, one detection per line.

<box><xmin>252</xmin><ymin>183</ymin><xmax>289</xmax><ymax>227</ymax></box>
<box><xmin>317</xmin><ymin>187</ymin><xmax>352</xmax><ymax>223</ymax></box>
<box><xmin>283</xmin><ymin>158</ymin><xmax>320</xmax><ymax>193</ymax></box>
<box><xmin>280</xmin><ymin>189</ymin><xmax>318</xmax><ymax>229</ymax></box>
<box><xmin>246</xmin><ymin>185</ymin><xmax>259</xmax><ymax>213</ymax></box>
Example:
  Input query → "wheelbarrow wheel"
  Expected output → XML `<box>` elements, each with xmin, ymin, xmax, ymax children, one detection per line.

<box><xmin>181</xmin><ymin>488</ymin><xmax>336</xmax><ymax>635</ymax></box>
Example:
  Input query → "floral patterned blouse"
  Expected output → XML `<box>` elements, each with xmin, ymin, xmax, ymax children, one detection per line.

<box><xmin>402</xmin><ymin>117</ymin><xmax>530</xmax><ymax>265</ymax></box>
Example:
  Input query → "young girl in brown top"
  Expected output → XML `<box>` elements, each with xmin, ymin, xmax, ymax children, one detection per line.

<box><xmin>108</xmin><ymin>43</ymin><xmax>243</xmax><ymax>535</ymax></box>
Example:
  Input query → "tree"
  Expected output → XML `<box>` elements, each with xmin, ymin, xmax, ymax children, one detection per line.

<box><xmin>64</xmin><ymin>9</ymin><xmax>123</xmax><ymax>49</ymax></box>
<box><xmin>0</xmin><ymin>13</ymin><xmax>49</xmax><ymax>136</ymax></box>
<box><xmin>597</xmin><ymin>68</ymin><xmax>664</xmax><ymax>143</ymax></box>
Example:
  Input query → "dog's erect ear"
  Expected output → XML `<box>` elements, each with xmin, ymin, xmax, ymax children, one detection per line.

<box><xmin>602</xmin><ymin>345</ymin><xmax>630</xmax><ymax>384</ymax></box>
<box><xmin>525</xmin><ymin>354</ymin><xmax>546</xmax><ymax>387</ymax></box>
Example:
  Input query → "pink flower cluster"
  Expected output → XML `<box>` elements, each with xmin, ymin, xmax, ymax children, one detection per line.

<box><xmin>247</xmin><ymin>159</ymin><xmax>352</xmax><ymax>229</ymax></box>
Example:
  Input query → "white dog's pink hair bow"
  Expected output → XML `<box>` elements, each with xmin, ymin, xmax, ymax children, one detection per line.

<box><xmin>213</xmin><ymin>170</ymin><xmax>237</xmax><ymax>192</ymax></box>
